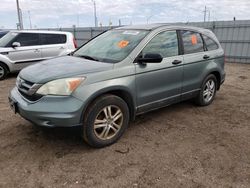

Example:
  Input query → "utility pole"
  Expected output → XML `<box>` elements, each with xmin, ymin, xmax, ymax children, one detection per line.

<box><xmin>203</xmin><ymin>6</ymin><xmax>207</xmax><ymax>22</ymax></box>
<box><xmin>16</xmin><ymin>0</ymin><xmax>23</xmax><ymax>29</ymax></box>
<box><xmin>91</xmin><ymin>0</ymin><xmax>97</xmax><ymax>27</ymax></box>
<box><xmin>28</xmin><ymin>11</ymin><xmax>32</xmax><ymax>29</ymax></box>
<box><xmin>147</xmin><ymin>15</ymin><xmax>153</xmax><ymax>24</ymax></box>
<box><xmin>203</xmin><ymin>6</ymin><xmax>211</xmax><ymax>22</ymax></box>
<box><xmin>77</xmin><ymin>13</ymin><xmax>79</xmax><ymax>27</ymax></box>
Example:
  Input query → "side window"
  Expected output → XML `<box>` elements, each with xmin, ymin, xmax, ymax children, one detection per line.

<box><xmin>40</xmin><ymin>34</ymin><xmax>66</xmax><ymax>45</ymax></box>
<box><xmin>142</xmin><ymin>30</ymin><xmax>179</xmax><ymax>58</ymax></box>
<box><xmin>181</xmin><ymin>31</ymin><xmax>205</xmax><ymax>54</ymax></box>
<box><xmin>14</xmin><ymin>33</ymin><xmax>40</xmax><ymax>46</ymax></box>
<box><xmin>202</xmin><ymin>34</ymin><xmax>219</xmax><ymax>51</ymax></box>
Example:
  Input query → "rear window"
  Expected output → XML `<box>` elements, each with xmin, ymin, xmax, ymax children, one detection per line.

<box><xmin>202</xmin><ymin>34</ymin><xmax>219</xmax><ymax>51</ymax></box>
<box><xmin>40</xmin><ymin>34</ymin><xmax>66</xmax><ymax>45</ymax></box>
<box><xmin>181</xmin><ymin>30</ymin><xmax>205</xmax><ymax>54</ymax></box>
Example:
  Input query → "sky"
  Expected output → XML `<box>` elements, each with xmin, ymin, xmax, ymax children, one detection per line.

<box><xmin>0</xmin><ymin>0</ymin><xmax>250</xmax><ymax>29</ymax></box>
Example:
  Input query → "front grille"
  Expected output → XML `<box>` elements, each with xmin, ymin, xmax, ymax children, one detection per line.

<box><xmin>16</xmin><ymin>76</ymin><xmax>43</xmax><ymax>102</ymax></box>
<box><xmin>18</xmin><ymin>89</ymin><xmax>43</xmax><ymax>101</ymax></box>
<box><xmin>17</xmin><ymin>77</ymin><xmax>33</xmax><ymax>93</ymax></box>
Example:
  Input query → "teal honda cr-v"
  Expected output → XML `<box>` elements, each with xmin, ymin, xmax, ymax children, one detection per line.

<box><xmin>9</xmin><ymin>24</ymin><xmax>225</xmax><ymax>148</ymax></box>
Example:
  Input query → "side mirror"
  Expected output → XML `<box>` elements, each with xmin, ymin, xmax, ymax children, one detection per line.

<box><xmin>137</xmin><ymin>53</ymin><xmax>163</xmax><ymax>64</ymax></box>
<box><xmin>12</xmin><ymin>42</ymin><xmax>21</xmax><ymax>48</ymax></box>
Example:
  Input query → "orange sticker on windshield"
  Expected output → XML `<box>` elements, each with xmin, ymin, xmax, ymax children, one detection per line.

<box><xmin>191</xmin><ymin>35</ymin><xmax>198</xmax><ymax>45</ymax></box>
<box><xmin>118</xmin><ymin>40</ymin><xmax>129</xmax><ymax>48</ymax></box>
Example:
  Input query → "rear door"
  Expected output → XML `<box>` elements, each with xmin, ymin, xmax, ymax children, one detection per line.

<box><xmin>40</xmin><ymin>33</ymin><xmax>67</xmax><ymax>59</ymax></box>
<box><xmin>135</xmin><ymin>30</ymin><xmax>183</xmax><ymax>113</ymax></box>
<box><xmin>180</xmin><ymin>30</ymin><xmax>207</xmax><ymax>98</ymax></box>
<box><xmin>6</xmin><ymin>33</ymin><xmax>42</xmax><ymax>69</ymax></box>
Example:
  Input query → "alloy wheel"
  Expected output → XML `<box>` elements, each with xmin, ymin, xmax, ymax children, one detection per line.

<box><xmin>0</xmin><ymin>66</ymin><xmax>4</xmax><ymax>79</ymax></box>
<box><xmin>203</xmin><ymin>79</ymin><xmax>215</xmax><ymax>103</ymax></box>
<box><xmin>94</xmin><ymin>105</ymin><xmax>123</xmax><ymax>140</ymax></box>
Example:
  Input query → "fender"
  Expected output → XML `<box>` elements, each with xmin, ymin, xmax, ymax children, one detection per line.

<box><xmin>73</xmin><ymin>80</ymin><xmax>137</xmax><ymax>122</ymax></box>
<box><xmin>199</xmin><ymin>57</ymin><xmax>224</xmax><ymax>89</ymax></box>
<box><xmin>0</xmin><ymin>54</ymin><xmax>15</xmax><ymax>72</ymax></box>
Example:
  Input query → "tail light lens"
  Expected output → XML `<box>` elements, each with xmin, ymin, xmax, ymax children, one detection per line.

<box><xmin>73</xmin><ymin>38</ymin><xmax>77</xmax><ymax>48</ymax></box>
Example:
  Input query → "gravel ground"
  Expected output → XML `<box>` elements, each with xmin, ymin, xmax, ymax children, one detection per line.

<box><xmin>0</xmin><ymin>63</ymin><xmax>250</xmax><ymax>188</ymax></box>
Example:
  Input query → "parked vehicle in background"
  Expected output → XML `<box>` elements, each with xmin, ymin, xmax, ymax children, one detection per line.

<box><xmin>0</xmin><ymin>30</ymin><xmax>77</xmax><ymax>80</ymax></box>
<box><xmin>0</xmin><ymin>31</ymin><xmax>9</xmax><ymax>39</ymax></box>
<box><xmin>9</xmin><ymin>24</ymin><xmax>225</xmax><ymax>148</ymax></box>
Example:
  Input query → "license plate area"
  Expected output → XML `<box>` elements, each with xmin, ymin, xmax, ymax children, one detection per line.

<box><xmin>9</xmin><ymin>97</ymin><xmax>18</xmax><ymax>114</ymax></box>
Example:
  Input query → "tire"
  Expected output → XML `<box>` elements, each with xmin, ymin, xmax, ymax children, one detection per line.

<box><xmin>0</xmin><ymin>63</ymin><xmax>8</xmax><ymax>81</ymax></box>
<box><xmin>83</xmin><ymin>94</ymin><xmax>130</xmax><ymax>148</ymax></box>
<box><xmin>195</xmin><ymin>74</ymin><xmax>217</xmax><ymax>106</ymax></box>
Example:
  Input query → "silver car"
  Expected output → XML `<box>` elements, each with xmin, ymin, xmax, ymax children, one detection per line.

<box><xmin>0</xmin><ymin>30</ymin><xmax>77</xmax><ymax>80</ymax></box>
<box><xmin>9</xmin><ymin>24</ymin><xmax>225</xmax><ymax>148</ymax></box>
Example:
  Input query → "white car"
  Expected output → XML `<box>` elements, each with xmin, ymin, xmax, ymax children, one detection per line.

<box><xmin>0</xmin><ymin>30</ymin><xmax>77</xmax><ymax>80</ymax></box>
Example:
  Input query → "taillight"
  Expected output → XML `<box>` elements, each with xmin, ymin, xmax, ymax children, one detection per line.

<box><xmin>73</xmin><ymin>38</ymin><xmax>77</xmax><ymax>48</ymax></box>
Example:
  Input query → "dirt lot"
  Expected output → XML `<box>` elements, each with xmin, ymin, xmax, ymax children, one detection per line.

<box><xmin>0</xmin><ymin>63</ymin><xmax>250</xmax><ymax>188</ymax></box>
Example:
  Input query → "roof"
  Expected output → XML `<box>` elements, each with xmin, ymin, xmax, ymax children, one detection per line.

<box><xmin>8</xmin><ymin>30</ymin><xmax>71</xmax><ymax>35</ymax></box>
<box><xmin>115</xmin><ymin>23</ymin><xmax>170</xmax><ymax>30</ymax></box>
<box><xmin>115</xmin><ymin>23</ymin><xmax>210</xmax><ymax>33</ymax></box>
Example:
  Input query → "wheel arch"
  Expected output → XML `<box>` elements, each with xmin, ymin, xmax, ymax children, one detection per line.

<box><xmin>81</xmin><ymin>87</ymin><xmax>136</xmax><ymax>123</ymax></box>
<box><xmin>0</xmin><ymin>61</ymin><xmax>10</xmax><ymax>73</ymax></box>
<box><xmin>208</xmin><ymin>71</ymin><xmax>221</xmax><ymax>90</ymax></box>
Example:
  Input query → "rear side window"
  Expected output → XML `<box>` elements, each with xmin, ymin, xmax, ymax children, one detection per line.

<box><xmin>40</xmin><ymin>34</ymin><xmax>66</xmax><ymax>45</ymax></box>
<box><xmin>142</xmin><ymin>30</ymin><xmax>179</xmax><ymax>58</ymax></box>
<box><xmin>202</xmin><ymin>35</ymin><xmax>219</xmax><ymax>51</ymax></box>
<box><xmin>181</xmin><ymin>31</ymin><xmax>205</xmax><ymax>54</ymax></box>
<box><xmin>14</xmin><ymin>33</ymin><xmax>40</xmax><ymax>46</ymax></box>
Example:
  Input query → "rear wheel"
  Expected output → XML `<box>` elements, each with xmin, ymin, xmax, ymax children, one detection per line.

<box><xmin>195</xmin><ymin>74</ymin><xmax>217</xmax><ymax>106</ymax></box>
<box><xmin>83</xmin><ymin>94</ymin><xmax>129</xmax><ymax>148</ymax></box>
<box><xmin>0</xmin><ymin>63</ymin><xmax>8</xmax><ymax>80</ymax></box>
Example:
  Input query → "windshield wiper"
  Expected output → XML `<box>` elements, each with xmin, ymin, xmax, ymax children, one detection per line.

<box><xmin>75</xmin><ymin>55</ymin><xmax>99</xmax><ymax>62</ymax></box>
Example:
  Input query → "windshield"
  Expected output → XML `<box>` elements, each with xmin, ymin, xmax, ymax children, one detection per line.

<box><xmin>0</xmin><ymin>32</ymin><xmax>18</xmax><ymax>47</ymax></box>
<box><xmin>0</xmin><ymin>32</ymin><xmax>8</xmax><ymax>39</ymax></box>
<box><xmin>73</xmin><ymin>30</ymin><xmax>149</xmax><ymax>63</ymax></box>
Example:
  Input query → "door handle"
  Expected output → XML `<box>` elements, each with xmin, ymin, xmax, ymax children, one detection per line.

<box><xmin>203</xmin><ymin>55</ymin><xmax>210</xmax><ymax>59</ymax></box>
<box><xmin>172</xmin><ymin>60</ymin><xmax>182</xmax><ymax>65</ymax></box>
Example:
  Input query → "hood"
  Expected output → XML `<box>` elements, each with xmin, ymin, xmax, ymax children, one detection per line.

<box><xmin>19</xmin><ymin>56</ymin><xmax>113</xmax><ymax>83</ymax></box>
<box><xmin>0</xmin><ymin>47</ymin><xmax>12</xmax><ymax>53</ymax></box>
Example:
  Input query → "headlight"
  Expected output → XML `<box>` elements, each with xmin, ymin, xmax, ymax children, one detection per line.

<box><xmin>36</xmin><ymin>77</ymin><xmax>85</xmax><ymax>96</ymax></box>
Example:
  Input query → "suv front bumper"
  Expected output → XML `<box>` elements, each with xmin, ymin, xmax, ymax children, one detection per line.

<box><xmin>9</xmin><ymin>87</ymin><xmax>84</xmax><ymax>127</ymax></box>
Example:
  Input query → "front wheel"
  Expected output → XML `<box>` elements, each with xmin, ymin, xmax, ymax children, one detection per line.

<box><xmin>195</xmin><ymin>74</ymin><xmax>217</xmax><ymax>106</ymax></box>
<box><xmin>83</xmin><ymin>94</ymin><xmax>129</xmax><ymax>148</ymax></box>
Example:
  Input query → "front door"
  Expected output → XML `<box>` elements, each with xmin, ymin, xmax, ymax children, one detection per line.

<box><xmin>7</xmin><ymin>33</ymin><xmax>42</xmax><ymax>70</ymax></box>
<box><xmin>135</xmin><ymin>30</ymin><xmax>183</xmax><ymax>113</ymax></box>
